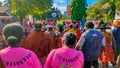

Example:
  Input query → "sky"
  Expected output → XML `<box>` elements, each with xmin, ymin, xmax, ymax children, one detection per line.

<box><xmin>0</xmin><ymin>0</ymin><xmax>98</xmax><ymax>13</ymax></box>
<box><xmin>53</xmin><ymin>0</ymin><xmax>98</xmax><ymax>13</ymax></box>
<box><xmin>0</xmin><ymin>0</ymin><xmax>3</xmax><ymax>2</ymax></box>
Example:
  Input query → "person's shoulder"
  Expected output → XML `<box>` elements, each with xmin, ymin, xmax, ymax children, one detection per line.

<box><xmin>105</xmin><ymin>31</ymin><xmax>112</xmax><ymax>36</ymax></box>
<box><xmin>83</xmin><ymin>29</ymin><xmax>94</xmax><ymax>36</ymax></box>
<box><xmin>0</xmin><ymin>48</ymin><xmax>9</xmax><ymax>55</ymax></box>
<box><xmin>51</xmin><ymin>49</ymin><xmax>57</xmax><ymax>52</ymax></box>
<box><xmin>48</xmin><ymin>49</ymin><xmax>57</xmax><ymax>55</ymax></box>
<box><xmin>0</xmin><ymin>47</ymin><xmax>27</xmax><ymax>55</ymax></box>
<box><xmin>27</xmin><ymin>32</ymin><xmax>36</xmax><ymax>37</ymax></box>
<box><xmin>22</xmin><ymin>48</ymin><xmax>38</xmax><ymax>57</ymax></box>
<box><xmin>95</xmin><ymin>30</ymin><xmax>103</xmax><ymax>35</ymax></box>
<box><xmin>76</xmin><ymin>50</ymin><xmax>83</xmax><ymax>55</ymax></box>
<box><xmin>82</xmin><ymin>30</ymin><xmax>89</xmax><ymax>35</ymax></box>
<box><xmin>19</xmin><ymin>47</ymin><xmax>34</xmax><ymax>54</ymax></box>
<box><xmin>112</xmin><ymin>27</ymin><xmax>120</xmax><ymax>31</ymax></box>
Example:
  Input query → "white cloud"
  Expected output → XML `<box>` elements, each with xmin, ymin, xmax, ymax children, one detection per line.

<box><xmin>0</xmin><ymin>0</ymin><xmax>4</xmax><ymax>2</ymax></box>
<box><xmin>59</xmin><ymin>6</ymin><xmax>66</xmax><ymax>10</ymax></box>
<box><xmin>59</xmin><ymin>0</ymin><xmax>65</xmax><ymax>3</ymax></box>
<box><xmin>53</xmin><ymin>3</ymin><xmax>66</xmax><ymax>13</ymax></box>
<box><xmin>52</xmin><ymin>3</ymin><xmax>58</xmax><ymax>8</ymax></box>
<box><xmin>59</xmin><ymin>6</ymin><xmax>66</xmax><ymax>13</ymax></box>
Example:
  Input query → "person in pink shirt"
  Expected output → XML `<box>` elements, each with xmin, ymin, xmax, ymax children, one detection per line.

<box><xmin>0</xmin><ymin>23</ymin><xmax>42</xmax><ymax>68</ymax></box>
<box><xmin>44</xmin><ymin>32</ymin><xmax>84</xmax><ymax>68</ymax></box>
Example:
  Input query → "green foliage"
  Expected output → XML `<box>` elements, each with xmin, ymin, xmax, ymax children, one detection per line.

<box><xmin>87</xmin><ymin>0</ymin><xmax>120</xmax><ymax>21</ymax></box>
<box><xmin>116</xmin><ymin>0</ymin><xmax>120</xmax><ymax>11</ymax></box>
<box><xmin>62</xmin><ymin>14</ymin><xmax>70</xmax><ymax>20</ymax></box>
<box><xmin>70</xmin><ymin>0</ymin><xmax>87</xmax><ymax>21</ymax></box>
<box><xmin>87</xmin><ymin>2</ymin><xmax>102</xmax><ymax>20</ymax></box>
<box><xmin>4</xmin><ymin>0</ymin><xmax>52</xmax><ymax>19</ymax></box>
<box><xmin>0</xmin><ymin>2</ymin><xmax>2</xmax><ymax>7</ymax></box>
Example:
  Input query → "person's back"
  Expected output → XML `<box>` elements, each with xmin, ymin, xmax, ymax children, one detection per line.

<box><xmin>76</xmin><ymin>22</ymin><xmax>106</xmax><ymax>68</ymax></box>
<box><xmin>45</xmin><ymin>48</ymin><xmax>84</xmax><ymax>68</ymax></box>
<box><xmin>111</xmin><ymin>26</ymin><xmax>120</xmax><ymax>52</ymax></box>
<box><xmin>55</xmin><ymin>25</ymin><xmax>64</xmax><ymax>48</ymax></box>
<box><xmin>82</xmin><ymin>29</ymin><xmax>103</xmax><ymax>61</ymax></box>
<box><xmin>111</xmin><ymin>20</ymin><xmax>120</xmax><ymax>67</ymax></box>
<box><xmin>24</xmin><ymin>31</ymin><xmax>50</xmax><ymax>64</ymax></box>
<box><xmin>46</xmin><ymin>26</ymin><xmax>56</xmax><ymax>50</ymax></box>
<box><xmin>0</xmin><ymin>47</ymin><xmax>42</xmax><ymax>68</ymax></box>
<box><xmin>75</xmin><ymin>24</ymin><xmax>82</xmax><ymax>40</ymax></box>
<box><xmin>0</xmin><ymin>23</ymin><xmax>42</xmax><ymax>68</ymax></box>
<box><xmin>45</xmin><ymin>32</ymin><xmax>84</xmax><ymax>68</ymax></box>
<box><xmin>23</xmin><ymin>22</ymin><xmax>50</xmax><ymax>65</ymax></box>
<box><xmin>56</xmin><ymin>32</ymin><xmax>64</xmax><ymax>48</ymax></box>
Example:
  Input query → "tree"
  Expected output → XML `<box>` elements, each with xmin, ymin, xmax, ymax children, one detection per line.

<box><xmin>0</xmin><ymin>2</ymin><xmax>2</xmax><ymax>7</ymax></box>
<box><xmin>87</xmin><ymin>0</ymin><xmax>120</xmax><ymax>21</ymax></box>
<box><xmin>87</xmin><ymin>2</ymin><xmax>103</xmax><ymax>20</ymax></box>
<box><xmin>3</xmin><ymin>0</ymin><xmax>52</xmax><ymax>23</ymax></box>
<box><xmin>70</xmin><ymin>0</ymin><xmax>87</xmax><ymax>21</ymax></box>
<box><xmin>116</xmin><ymin>0</ymin><xmax>120</xmax><ymax>11</ymax></box>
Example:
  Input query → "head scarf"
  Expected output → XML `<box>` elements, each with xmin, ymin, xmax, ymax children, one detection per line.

<box><xmin>113</xmin><ymin>20</ymin><xmax>120</xmax><ymax>28</ymax></box>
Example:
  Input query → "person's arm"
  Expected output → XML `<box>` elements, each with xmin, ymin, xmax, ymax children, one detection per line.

<box><xmin>75</xmin><ymin>34</ymin><xmax>85</xmax><ymax>50</ymax></box>
<box><xmin>101</xmin><ymin>37</ymin><xmax>107</xmax><ymax>56</ymax></box>
<box><xmin>111</xmin><ymin>34</ymin><xmax>117</xmax><ymax>53</ymax></box>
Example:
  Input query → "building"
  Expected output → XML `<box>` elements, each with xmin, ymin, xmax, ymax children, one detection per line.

<box><xmin>66</xmin><ymin>5</ymin><xmax>71</xmax><ymax>17</ymax></box>
<box><xmin>64</xmin><ymin>11</ymin><xmax>68</xmax><ymax>16</ymax></box>
<box><xmin>0</xmin><ymin>7</ymin><xmax>15</xmax><ymax>27</ymax></box>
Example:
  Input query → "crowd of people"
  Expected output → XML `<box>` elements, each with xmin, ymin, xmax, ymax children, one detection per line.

<box><xmin>0</xmin><ymin>19</ymin><xmax>119</xmax><ymax>68</ymax></box>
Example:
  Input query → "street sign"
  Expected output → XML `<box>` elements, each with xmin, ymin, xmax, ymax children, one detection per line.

<box><xmin>52</xmin><ymin>12</ymin><xmax>57</xmax><ymax>18</ymax></box>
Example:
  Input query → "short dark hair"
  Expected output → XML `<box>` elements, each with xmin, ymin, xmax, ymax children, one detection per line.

<box><xmin>85</xmin><ymin>21</ymin><xmax>94</xmax><ymax>29</ymax></box>
<box><xmin>58</xmin><ymin>25</ymin><xmax>63</xmax><ymax>32</ymax></box>
<box><xmin>48</xmin><ymin>26</ymin><xmax>53</xmax><ymax>30</ymax></box>
<box><xmin>3</xmin><ymin>23</ymin><xmax>24</xmax><ymax>45</ymax></box>
<box><xmin>99</xmin><ymin>23</ymin><xmax>107</xmax><ymax>31</ymax></box>
<box><xmin>69</xmin><ymin>23</ymin><xmax>74</xmax><ymax>29</ymax></box>
<box><xmin>62</xmin><ymin>32</ymin><xmax>76</xmax><ymax>48</ymax></box>
<box><xmin>75</xmin><ymin>26</ymin><xmax>79</xmax><ymax>29</ymax></box>
<box><xmin>34</xmin><ymin>22</ymin><xmax>42</xmax><ymax>31</ymax></box>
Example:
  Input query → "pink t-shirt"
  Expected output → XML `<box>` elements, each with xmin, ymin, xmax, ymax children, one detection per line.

<box><xmin>0</xmin><ymin>47</ymin><xmax>42</xmax><ymax>68</ymax></box>
<box><xmin>44</xmin><ymin>48</ymin><xmax>84</xmax><ymax>68</ymax></box>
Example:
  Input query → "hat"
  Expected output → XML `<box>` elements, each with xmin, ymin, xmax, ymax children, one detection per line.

<box><xmin>75</xmin><ymin>23</ymin><xmax>80</xmax><ymax>27</ymax></box>
<box><xmin>113</xmin><ymin>20</ymin><xmax>120</xmax><ymax>28</ymax></box>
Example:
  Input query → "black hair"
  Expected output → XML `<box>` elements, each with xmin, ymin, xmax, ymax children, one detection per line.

<box><xmin>99</xmin><ymin>23</ymin><xmax>106</xmax><ymax>31</ymax></box>
<box><xmin>58</xmin><ymin>25</ymin><xmax>64</xmax><ymax>32</ymax></box>
<box><xmin>85</xmin><ymin>21</ymin><xmax>94</xmax><ymax>29</ymax></box>
<box><xmin>62</xmin><ymin>32</ymin><xmax>76</xmax><ymax>48</ymax></box>
<box><xmin>34</xmin><ymin>23</ymin><xmax>42</xmax><ymax>31</ymax></box>
<box><xmin>75</xmin><ymin>26</ymin><xmax>79</xmax><ymax>29</ymax></box>
<box><xmin>98</xmin><ymin>20</ymin><xmax>104</xmax><ymax>29</ymax></box>
<box><xmin>69</xmin><ymin>23</ymin><xmax>74</xmax><ymax>29</ymax></box>
<box><xmin>3</xmin><ymin>23</ymin><xmax>24</xmax><ymax>46</ymax></box>
<box><xmin>48</xmin><ymin>27</ymin><xmax>53</xmax><ymax>31</ymax></box>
